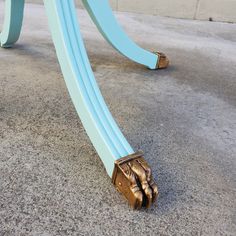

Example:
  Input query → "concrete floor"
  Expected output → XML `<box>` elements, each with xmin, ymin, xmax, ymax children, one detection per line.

<box><xmin>0</xmin><ymin>3</ymin><xmax>236</xmax><ymax>236</ymax></box>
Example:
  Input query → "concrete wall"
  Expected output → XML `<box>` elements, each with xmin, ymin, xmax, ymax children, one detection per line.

<box><xmin>25</xmin><ymin>0</ymin><xmax>236</xmax><ymax>23</ymax></box>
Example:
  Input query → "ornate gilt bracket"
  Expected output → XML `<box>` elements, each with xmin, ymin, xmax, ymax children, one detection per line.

<box><xmin>112</xmin><ymin>151</ymin><xmax>158</xmax><ymax>209</ymax></box>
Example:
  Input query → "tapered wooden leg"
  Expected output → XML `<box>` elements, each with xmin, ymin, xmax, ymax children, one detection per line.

<box><xmin>43</xmin><ymin>0</ymin><xmax>159</xmax><ymax>208</ymax></box>
<box><xmin>0</xmin><ymin>0</ymin><xmax>159</xmax><ymax>208</ymax></box>
<box><xmin>43</xmin><ymin>0</ymin><xmax>134</xmax><ymax>177</ymax></box>
<box><xmin>44</xmin><ymin>0</ymin><xmax>158</xmax><ymax>209</ymax></box>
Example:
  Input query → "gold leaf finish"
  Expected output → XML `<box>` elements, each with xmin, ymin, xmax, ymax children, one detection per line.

<box><xmin>112</xmin><ymin>151</ymin><xmax>158</xmax><ymax>209</ymax></box>
<box><xmin>154</xmin><ymin>51</ymin><xmax>169</xmax><ymax>69</ymax></box>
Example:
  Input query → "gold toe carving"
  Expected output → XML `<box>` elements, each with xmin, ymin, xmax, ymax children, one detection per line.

<box><xmin>112</xmin><ymin>151</ymin><xmax>158</xmax><ymax>209</ymax></box>
<box><xmin>154</xmin><ymin>51</ymin><xmax>169</xmax><ymax>69</ymax></box>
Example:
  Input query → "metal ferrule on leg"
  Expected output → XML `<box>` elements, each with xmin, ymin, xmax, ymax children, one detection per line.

<box><xmin>153</xmin><ymin>51</ymin><xmax>170</xmax><ymax>69</ymax></box>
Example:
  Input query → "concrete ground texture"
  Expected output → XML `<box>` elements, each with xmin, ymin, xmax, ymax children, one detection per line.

<box><xmin>0</xmin><ymin>3</ymin><xmax>236</xmax><ymax>236</ymax></box>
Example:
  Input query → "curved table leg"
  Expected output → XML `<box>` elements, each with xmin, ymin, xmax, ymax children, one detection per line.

<box><xmin>0</xmin><ymin>0</ymin><xmax>159</xmax><ymax>209</ymax></box>
<box><xmin>43</xmin><ymin>0</ymin><xmax>158</xmax><ymax>209</ymax></box>
<box><xmin>82</xmin><ymin>0</ymin><xmax>169</xmax><ymax>69</ymax></box>
<box><xmin>43</xmin><ymin>0</ymin><xmax>133</xmax><ymax>177</ymax></box>
<box><xmin>0</xmin><ymin>0</ymin><xmax>25</xmax><ymax>48</ymax></box>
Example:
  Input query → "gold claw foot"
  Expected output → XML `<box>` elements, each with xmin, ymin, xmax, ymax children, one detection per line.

<box><xmin>112</xmin><ymin>151</ymin><xmax>158</xmax><ymax>209</ymax></box>
<box><xmin>154</xmin><ymin>51</ymin><xmax>169</xmax><ymax>69</ymax></box>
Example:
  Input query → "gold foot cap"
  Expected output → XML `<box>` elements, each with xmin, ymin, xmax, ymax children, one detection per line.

<box><xmin>112</xmin><ymin>151</ymin><xmax>158</xmax><ymax>210</ymax></box>
<box><xmin>154</xmin><ymin>51</ymin><xmax>169</xmax><ymax>69</ymax></box>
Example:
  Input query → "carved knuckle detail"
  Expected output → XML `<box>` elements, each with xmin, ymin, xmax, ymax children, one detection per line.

<box><xmin>112</xmin><ymin>151</ymin><xmax>158</xmax><ymax>209</ymax></box>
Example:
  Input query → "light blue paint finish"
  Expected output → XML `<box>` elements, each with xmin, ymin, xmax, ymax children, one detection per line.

<box><xmin>0</xmin><ymin>0</ymin><xmax>137</xmax><ymax>177</ymax></box>
<box><xmin>0</xmin><ymin>0</ymin><xmax>25</xmax><ymax>48</ymax></box>
<box><xmin>43</xmin><ymin>0</ymin><xmax>134</xmax><ymax>177</ymax></box>
<box><xmin>82</xmin><ymin>0</ymin><xmax>159</xmax><ymax>69</ymax></box>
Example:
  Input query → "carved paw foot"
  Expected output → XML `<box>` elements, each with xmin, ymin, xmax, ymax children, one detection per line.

<box><xmin>154</xmin><ymin>51</ymin><xmax>169</xmax><ymax>69</ymax></box>
<box><xmin>112</xmin><ymin>151</ymin><xmax>158</xmax><ymax>209</ymax></box>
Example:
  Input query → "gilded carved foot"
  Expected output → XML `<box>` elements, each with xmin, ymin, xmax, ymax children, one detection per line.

<box><xmin>112</xmin><ymin>151</ymin><xmax>158</xmax><ymax>209</ymax></box>
<box><xmin>154</xmin><ymin>52</ymin><xmax>170</xmax><ymax>69</ymax></box>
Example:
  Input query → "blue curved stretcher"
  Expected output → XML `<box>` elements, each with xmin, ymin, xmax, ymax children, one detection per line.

<box><xmin>0</xmin><ymin>0</ymin><xmax>166</xmax><ymax>209</ymax></box>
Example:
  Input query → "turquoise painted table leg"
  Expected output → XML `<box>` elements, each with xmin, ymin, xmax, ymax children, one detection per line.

<box><xmin>43</xmin><ymin>0</ymin><xmax>134</xmax><ymax>178</ymax></box>
<box><xmin>43</xmin><ymin>0</ymin><xmax>158</xmax><ymax>209</ymax></box>
<box><xmin>0</xmin><ymin>0</ymin><xmax>25</xmax><ymax>48</ymax></box>
<box><xmin>82</xmin><ymin>0</ymin><xmax>169</xmax><ymax>69</ymax></box>
<box><xmin>1</xmin><ymin>0</ymin><xmax>158</xmax><ymax>209</ymax></box>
